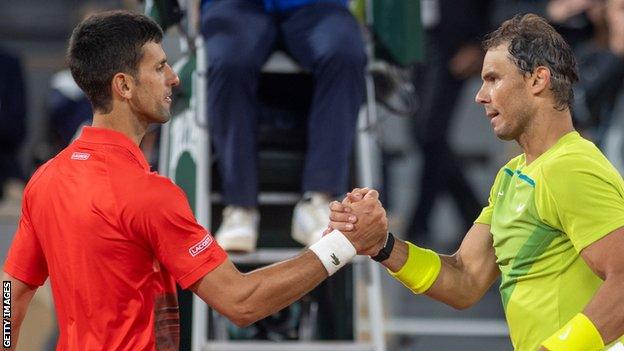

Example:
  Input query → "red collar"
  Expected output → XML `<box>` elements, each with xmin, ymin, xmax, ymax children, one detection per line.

<box><xmin>77</xmin><ymin>126</ymin><xmax>150</xmax><ymax>171</ymax></box>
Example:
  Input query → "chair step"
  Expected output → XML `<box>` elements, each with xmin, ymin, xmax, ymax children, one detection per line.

<box><xmin>204</xmin><ymin>341</ymin><xmax>375</xmax><ymax>351</ymax></box>
<box><xmin>211</xmin><ymin>192</ymin><xmax>301</xmax><ymax>205</ymax></box>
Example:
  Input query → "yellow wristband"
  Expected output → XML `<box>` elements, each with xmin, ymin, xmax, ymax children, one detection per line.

<box><xmin>542</xmin><ymin>313</ymin><xmax>604</xmax><ymax>351</ymax></box>
<box><xmin>387</xmin><ymin>241</ymin><xmax>441</xmax><ymax>294</ymax></box>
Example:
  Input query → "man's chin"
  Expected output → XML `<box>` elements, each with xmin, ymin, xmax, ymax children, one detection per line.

<box><xmin>154</xmin><ymin>110</ymin><xmax>172</xmax><ymax>124</ymax></box>
<box><xmin>493</xmin><ymin>128</ymin><xmax>514</xmax><ymax>141</ymax></box>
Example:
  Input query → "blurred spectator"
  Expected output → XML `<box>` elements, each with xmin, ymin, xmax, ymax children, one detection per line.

<box><xmin>0</xmin><ymin>46</ymin><xmax>27</xmax><ymax>205</ymax></box>
<box><xmin>572</xmin><ymin>0</ymin><xmax>624</xmax><ymax>145</ymax></box>
<box><xmin>493</xmin><ymin>0</ymin><xmax>624</xmax><ymax>147</ymax></box>
<box><xmin>200</xmin><ymin>0</ymin><xmax>366</xmax><ymax>252</ymax></box>
<box><xmin>47</xmin><ymin>69</ymin><xmax>92</xmax><ymax>154</ymax></box>
<box><xmin>494</xmin><ymin>0</ymin><xmax>602</xmax><ymax>48</ymax></box>
<box><xmin>406</xmin><ymin>0</ymin><xmax>490</xmax><ymax>245</ymax></box>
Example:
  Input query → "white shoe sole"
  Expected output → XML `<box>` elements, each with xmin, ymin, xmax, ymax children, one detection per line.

<box><xmin>291</xmin><ymin>222</ymin><xmax>322</xmax><ymax>247</ymax></box>
<box><xmin>216</xmin><ymin>234</ymin><xmax>257</xmax><ymax>253</ymax></box>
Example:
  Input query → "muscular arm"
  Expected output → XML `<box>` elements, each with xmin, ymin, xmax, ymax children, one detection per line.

<box><xmin>383</xmin><ymin>223</ymin><xmax>500</xmax><ymax>310</ymax></box>
<box><xmin>190</xmin><ymin>251</ymin><xmax>326</xmax><ymax>327</ymax></box>
<box><xmin>0</xmin><ymin>272</ymin><xmax>38</xmax><ymax>350</ymax></box>
<box><xmin>578</xmin><ymin>227</ymin><xmax>624</xmax><ymax>344</ymax></box>
<box><xmin>191</xmin><ymin>190</ymin><xmax>387</xmax><ymax>327</ymax></box>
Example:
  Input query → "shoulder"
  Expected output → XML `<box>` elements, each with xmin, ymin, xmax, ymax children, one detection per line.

<box><xmin>541</xmin><ymin>138</ymin><xmax>618</xmax><ymax>180</ymax></box>
<box><xmin>23</xmin><ymin>157</ymin><xmax>58</xmax><ymax>198</ymax></box>
<box><xmin>537</xmin><ymin>139</ymin><xmax>624</xmax><ymax>199</ymax></box>
<box><xmin>123</xmin><ymin>171</ymin><xmax>189</xmax><ymax>211</ymax></box>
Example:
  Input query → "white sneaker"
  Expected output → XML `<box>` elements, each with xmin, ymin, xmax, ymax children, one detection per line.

<box><xmin>291</xmin><ymin>192</ymin><xmax>331</xmax><ymax>247</ymax></box>
<box><xmin>215</xmin><ymin>206</ymin><xmax>259</xmax><ymax>253</ymax></box>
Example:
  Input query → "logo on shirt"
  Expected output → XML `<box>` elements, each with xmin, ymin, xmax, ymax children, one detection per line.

<box><xmin>189</xmin><ymin>234</ymin><xmax>214</xmax><ymax>257</ymax></box>
<box><xmin>71</xmin><ymin>152</ymin><xmax>90</xmax><ymax>160</ymax></box>
<box><xmin>516</xmin><ymin>204</ymin><xmax>526</xmax><ymax>213</ymax></box>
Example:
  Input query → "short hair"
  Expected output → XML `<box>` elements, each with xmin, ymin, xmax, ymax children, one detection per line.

<box><xmin>67</xmin><ymin>10</ymin><xmax>164</xmax><ymax>112</ymax></box>
<box><xmin>483</xmin><ymin>14</ymin><xmax>579</xmax><ymax>111</ymax></box>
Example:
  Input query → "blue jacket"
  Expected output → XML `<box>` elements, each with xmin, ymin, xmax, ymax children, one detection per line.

<box><xmin>202</xmin><ymin>0</ymin><xmax>347</xmax><ymax>13</ymax></box>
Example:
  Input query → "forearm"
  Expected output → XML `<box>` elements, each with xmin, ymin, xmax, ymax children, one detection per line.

<box><xmin>582</xmin><ymin>273</ymin><xmax>624</xmax><ymax>344</ymax></box>
<box><xmin>384</xmin><ymin>226</ymin><xmax>499</xmax><ymax>310</ymax></box>
<box><xmin>384</xmin><ymin>240</ymin><xmax>481</xmax><ymax>309</ymax></box>
<box><xmin>238</xmin><ymin>251</ymin><xmax>327</xmax><ymax>325</ymax></box>
<box><xmin>424</xmin><ymin>255</ymin><xmax>490</xmax><ymax>310</ymax></box>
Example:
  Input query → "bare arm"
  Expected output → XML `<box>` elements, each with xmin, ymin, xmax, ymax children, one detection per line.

<box><xmin>190</xmin><ymin>251</ymin><xmax>326</xmax><ymax>327</ymax></box>
<box><xmin>577</xmin><ymin>227</ymin><xmax>624</xmax><ymax>344</ymax></box>
<box><xmin>330</xmin><ymin>196</ymin><xmax>500</xmax><ymax>310</ymax></box>
<box><xmin>379</xmin><ymin>224</ymin><xmax>499</xmax><ymax>309</ymax></box>
<box><xmin>191</xmin><ymin>190</ymin><xmax>387</xmax><ymax>327</ymax></box>
<box><xmin>0</xmin><ymin>272</ymin><xmax>38</xmax><ymax>350</ymax></box>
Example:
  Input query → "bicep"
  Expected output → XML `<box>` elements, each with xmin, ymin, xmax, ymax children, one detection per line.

<box><xmin>446</xmin><ymin>224</ymin><xmax>499</xmax><ymax>291</ymax></box>
<box><xmin>580</xmin><ymin>227</ymin><xmax>624</xmax><ymax>280</ymax></box>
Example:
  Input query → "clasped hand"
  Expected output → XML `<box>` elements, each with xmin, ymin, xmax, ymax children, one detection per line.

<box><xmin>325</xmin><ymin>188</ymin><xmax>388</xmax><ymax>256</ymax></box>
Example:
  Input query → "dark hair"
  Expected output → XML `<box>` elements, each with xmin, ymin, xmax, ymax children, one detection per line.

<box><xmin>67</xmin><ymin>10</ymin><xmax>163</xmax><ymax>112</ymax></box>
<box><xmin>483</xmin><ymin>14</ymin><xmax>579</xmax><ymax>111</ymax></box>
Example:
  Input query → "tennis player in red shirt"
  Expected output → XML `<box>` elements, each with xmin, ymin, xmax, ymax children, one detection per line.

<box><xmin>1</xmin><ymin>10</ymin><xmax>387</xmax><ymax>350</ymax></box>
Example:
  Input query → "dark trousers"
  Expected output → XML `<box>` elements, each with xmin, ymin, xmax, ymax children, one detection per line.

<box><xmin>407</xmin><ymin>33</ymin><xmax>481</xmax><ymax>241</ymax></box>
<box><xmin>201</xmin><ymin>0</ymin><xmax>366</xmax><ymax>206</ymax></box>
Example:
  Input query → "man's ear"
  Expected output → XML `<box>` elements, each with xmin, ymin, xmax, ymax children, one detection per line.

<box><xmin>529</xmin><ymin>66</ymin><xmax>551</xmax><ymax>96</ymax></box>
<box><xmin>111</xmin><ymin>72</ymin><xmax>135</xmax><ymax>100</ymax></box>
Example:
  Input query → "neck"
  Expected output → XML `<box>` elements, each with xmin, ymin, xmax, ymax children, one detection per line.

<box><xmin>91</xmin><ymin>104</ymin><xmax>147</xmax><ymax>146</ymax></box>
<box><xmin>517</xmin><ymin>106</ymin><xmax>574</xmax><ymax>164</ymax></box>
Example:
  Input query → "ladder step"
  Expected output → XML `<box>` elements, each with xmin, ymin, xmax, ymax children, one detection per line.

<box><xmin>229</xmin><ymin>248</ymin><xmax>368</xmax><ymax>265</ymax></box>
<box><xmin>359</xmin><ymin>317</ymin><xmax>509</xmax><ymax>337</ymax></box>
<box><xmin>211</xmin><ymin>192</ymin><xmax>301</xmax><ymax>205</ymax></box>
<box><xmin>204</xmin><ymin>341</ymin><xmax>375</xmax><ymax>351</ymax></box>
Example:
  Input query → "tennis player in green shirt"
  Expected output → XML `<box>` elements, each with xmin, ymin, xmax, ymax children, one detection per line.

<box><xmin>329</xmin><ymin>14</ymin><xmax>624</xmax><ymax>351</ymax></box>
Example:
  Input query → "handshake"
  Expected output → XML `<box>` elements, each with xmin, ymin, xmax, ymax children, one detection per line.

<box><xmin>323</xmin><ymin>187</ymin><xmax>389</xmax><ymax>257</ymax></box>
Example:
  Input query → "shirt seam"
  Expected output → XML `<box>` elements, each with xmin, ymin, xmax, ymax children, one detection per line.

<box><xmin>177</xmin><ymin>250</ymin><xmax>227</xmax><ymax>289</ymax></box>
<box><xmin>4</xmin><ymin>261</ymin><xmax>45</xmax><ymax>286</ymax></box>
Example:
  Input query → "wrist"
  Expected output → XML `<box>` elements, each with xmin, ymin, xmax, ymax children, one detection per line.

<box><xmin>371</xmin><ymin>232</ymin><xmax>394</xmax><ymax>262</ymax></box>
<box><xmin>309</xmin><ymin>229</ymin><xmax>356</xmax><ymax>276</ymax></box>
<box><xmin>387</xmin><ymin>241</ymin><xmax>441</xmax><ymax>294</ymax></box>
<box><xmin>382</xmin><ymin>238</ymin><xmax>408</xmax><ymax>272</ymax></box>
<box><xmin>541</xmin><ymin>313</ymin><xmax>604</xmax><ymax>351</ymax></box>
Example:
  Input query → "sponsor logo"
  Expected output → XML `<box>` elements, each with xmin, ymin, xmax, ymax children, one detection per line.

<box><xmin>189</xmin><ymin>234</ymin><xmax>214</xmax><ymax>257</ymax></box>
<box><xmin>497</xmin><ymin>191</ymin><xmax>504</xmax><ymax>197</ymax></box>
<box><xmin>331</xmin><ymin>253</ymin><xmax>340</xmax><ymax>266</ymax></box>
<box><xmin>71</xmin><ymin>152</ymin><xmax>90</xmax><ymax>160</ymax></box>
<box><xmin>558</xmin><ymin>326</ymin><xmax>572</xmax><ymax>341</ymax></box>
<box><xmin>516</xmin><ymin>204</ymin><xmax>525</xmax><ymax>213</ymax></box>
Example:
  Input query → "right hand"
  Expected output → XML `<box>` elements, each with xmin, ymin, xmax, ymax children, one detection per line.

<box><xmin>328</xmin><ymin>188</ymin><xmax>388</xmax><ymax>256</ymax></box>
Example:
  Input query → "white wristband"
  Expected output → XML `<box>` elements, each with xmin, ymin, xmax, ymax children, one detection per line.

<box><xmin>309</xmin><ymin>229</ymin><xmax>356</xmax><ymax>276</ymax></box>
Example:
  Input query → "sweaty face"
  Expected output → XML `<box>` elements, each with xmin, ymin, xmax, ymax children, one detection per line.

<box><xmin>130</xmin><ymin>42</ymin><xmax>180</xmax><ymax>124</ymax></box>
<box><xmin>475</xmin><ymin>44</ymin><xmax>535</xmax><ymax>141</ymax></box>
